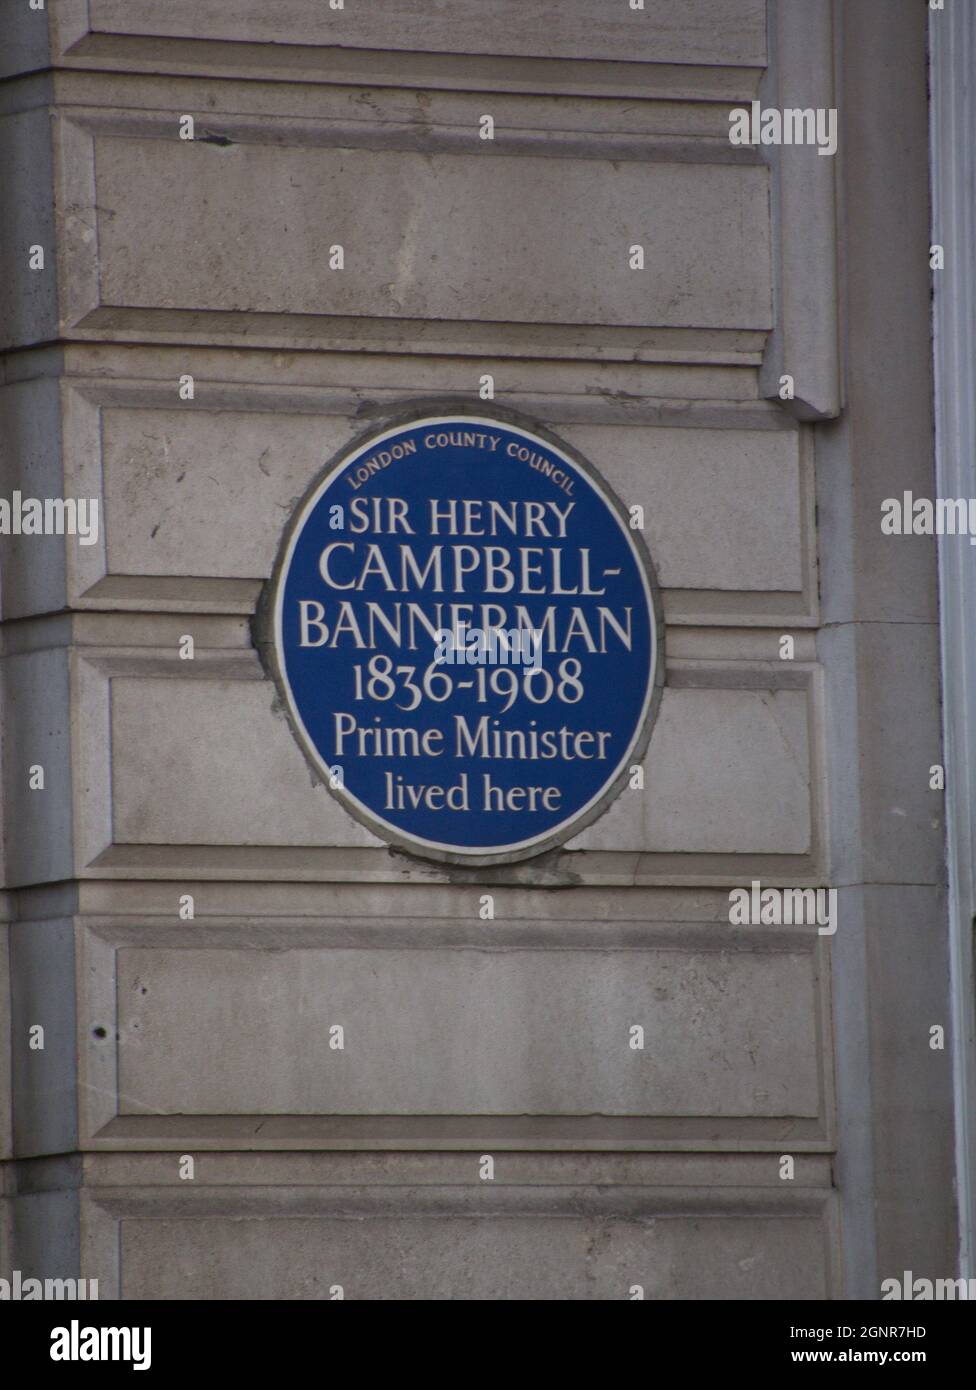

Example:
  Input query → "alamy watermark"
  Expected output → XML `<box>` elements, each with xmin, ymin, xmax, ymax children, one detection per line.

<box><xmin>0</xmin><ymin>493</ymin><xmax>99</xmax><ymax>545</ymax></box>
<box><xmin>1</xmin><ymin>1269</ymin><xmax>98</xmax><ymax>1300</ymax></box>
<box><xmin>728</xmin><ymin>101</ymin><xmax>837</xmax><ymax>156</ymax></box>
<box><xmin>50</xmin><ymin>1320</ymin><xmax>151</xmax><ymax>1371</ymax></box>
<box><xmin>882</xmin><ymin>1271</ymin><xmax>976</xmax><ymax>1300</ymax></box>
<box><xmin>881</xmin><ymin>492</ymin><xmax>976</xmax><ymax>543</ymax></box>
<box><xmin>433</xmin><ymin>623</ymin><xmax>545</xmax><ymax>671</ymax></box>
<box><xmin>728</xmin><ymin>880</ymin><xmax>837</xmax><ymax>936</ymax></box>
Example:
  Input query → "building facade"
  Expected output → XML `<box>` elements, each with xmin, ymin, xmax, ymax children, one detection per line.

<box><xmin>0</xmin><ymin>0</ymin><xmax>970</xmax><ymax>1299</ymax></box>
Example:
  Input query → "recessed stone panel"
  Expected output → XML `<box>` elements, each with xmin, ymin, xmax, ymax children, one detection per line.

<box><xmin>116</xmin><ymin>1204</ymin><xmax>828</xmax><ymax>1301</ymax></box>
<box><xmin>115</xmin><ymin>939</ymin><xmax>820</xmax><ymax>1117</ymax></box>
<box><xmin>87</xmin><ymin>138</ymin><xmax>771</xmax><ymax>333</ymax></box>
<box><xmin>570</xmin><ymin>688</ymin><xmax>811</xmax><ymax>854</ymax></box>
<box><xmin>97</xmin><ymin>409</ymin><xmax>800</xmax><ymax>593</ymax></box>
<box><xmin>563</xmin><ymin>425</ymin><xmax>803</xmax><ymax>593</ymax></box>
<box><xmin>108</xmin><ymin>679</ymin><xmax>812</xmax><ymax>856</ymax></box>
<box><xmin>76</xmin><ymin>0</ymin><xmax>767</xmax><ymax>68</ymax></box>
<box><xmin>110</xmin><ymin>675</ymin><xmax>379</xmax><ymax>849</ymax></box>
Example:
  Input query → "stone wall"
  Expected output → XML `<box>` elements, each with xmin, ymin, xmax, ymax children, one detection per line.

<box><xmin>0</xmin><ymin>0</ymin><xmax>955</xmax><ymax>1299</ymax></box>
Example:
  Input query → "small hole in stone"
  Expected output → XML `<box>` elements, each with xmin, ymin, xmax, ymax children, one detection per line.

<box><xmin>92</xmin><ymin>1026</ymin><xmax>107</xmax><ymax>1039</ymax></box>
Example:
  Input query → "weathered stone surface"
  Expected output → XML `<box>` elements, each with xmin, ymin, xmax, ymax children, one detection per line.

<box><xmin>0</xmin><ymin>651</ymin><xmax>73</xmax><ymax>888</ymax></box>
<box><xmin>0</xmin><ymin>112</ymin><xmax>58</xmax><ymax>351</ymax></box>
<box><xmin>94</xmin><ymin>410</ymin><xmax>802</xmax><ymax>593</ymax></box>
<box><xmin>113</xmin><ymin>938</ymin><xmax>820</xmax><ymax>1117</ymax></box>
<box><xmin>117</xmin><ymin>1207</ymin><xmax>827</xmax><ymax>1300</ymax></box>
<box><xmin>564</xmin><ymin>425</ymin><xmax>804</xmax><ymax>593</ymax></box>
<box><xmin>71</xmin><ymin>0</ymin><xmax>768</xmax><ymax>68</ymax></box>
<box><xmin>571</xmin><ymin>688</ymin><xmax>811</xmax><ymax>854</ymax></box>
<box><xmin>84</xmin><ymin>138</ymin><xmax>770</xmax><ymax>333</ymax></box>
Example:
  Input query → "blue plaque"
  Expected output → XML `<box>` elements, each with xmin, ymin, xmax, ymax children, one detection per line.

<box><xmin>265</xmin><ymin>411</ymin><xmax>664</xmax><ymax>865</ymax></box>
